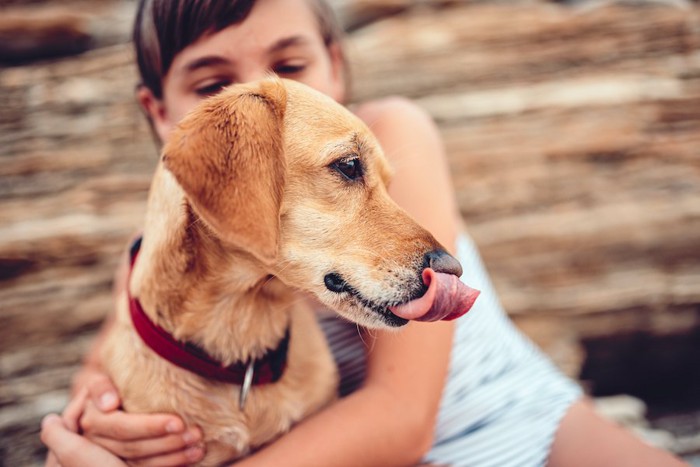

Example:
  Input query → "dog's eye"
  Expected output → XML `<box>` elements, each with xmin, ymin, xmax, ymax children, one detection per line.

<box><xmin>332</xmin><ymin>158</ymin><xmax>363</xmax><ymax>182</ymax></box>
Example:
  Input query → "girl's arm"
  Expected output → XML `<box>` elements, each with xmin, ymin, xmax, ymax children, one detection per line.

<box><xmin>236</xmin><ymin>321</ymin><xmax>455</xmax><ymax>467</ymax></box>
<box><xmin>236</xmin><ymin>98</ymin><xmax>460</xmax><ymax>467</ymax></box>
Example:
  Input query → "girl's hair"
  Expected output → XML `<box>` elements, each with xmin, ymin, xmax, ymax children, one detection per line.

<box><xmin>133</xmin><ymin>0</ymin><xmax>346</xmax><ymax>98</ymax></box>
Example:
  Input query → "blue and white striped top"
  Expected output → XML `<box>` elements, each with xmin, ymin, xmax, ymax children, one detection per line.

<box><xmin>318</xmin><ymin>234</ymin><xmax>582</xmax><ymax>466</ymax></box>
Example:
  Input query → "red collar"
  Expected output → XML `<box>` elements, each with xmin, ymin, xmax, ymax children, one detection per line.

<box><xmin>127</xmin><ymin>237</ymin><xmax>289</xmax><ymax>386</ymax></box>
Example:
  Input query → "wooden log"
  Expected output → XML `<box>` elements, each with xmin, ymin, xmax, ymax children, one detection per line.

<box><xmin>0</xmin><ymin>9</ymin><xmax>91</xmax><ymax>64</ymax></box>
<box><xmin>347</xmin><ymin>3</ymin><xmax>700</xmax><ymax>101</ymax></box>
<box><xmin>0</xmin><ymin>2</ymin><xmax>134</xmax><ymax>64</ymax></box>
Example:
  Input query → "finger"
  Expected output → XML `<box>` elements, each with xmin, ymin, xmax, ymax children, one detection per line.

<box><xmin>130</xmin><ymin>444</ymin><xmax>206</xmax><ymax>467</ymax></box>
<box><xmin>45</xmin><ymin>450</ymin><xmax>60</xmax><ymax>467</ymax></box>
<box><xmin>41</xmin><ymin>414</ymin><xmax>64</xmax><ymax>448</ymax></box>
<box><xmin>62</xmin><ymin>387</ymin><xmax>88</xmax><ymax>432</ymax></box>
<box><xmin>86</xmin><ymin>373</ymin><xmax>121</xmax><ymax>412</ymax></box>
<box><xmin>71</xmin><ymin>366</ymin><xmax>106</xmax><ymax>398</ymax></box>
<box><xmin>41</xmin><ymin>414</ymin><xmax>126</xmax><ymax>467</ymax></box>
<box><xmin>90</xmin><ymin>428</ymin><xmax>202</xmax><ymax>460</ymax></box>
<box><xmin>81</xmin><ymin>403</ymin><xmax>185</xmax><ymax>441</ymax></box>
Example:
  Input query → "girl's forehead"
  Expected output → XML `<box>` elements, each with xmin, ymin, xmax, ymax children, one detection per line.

<box><xmin>203</xmin><ymin>0</ymin><xmax>318</xmax><ymax>51</ymax></box>
<box><xmin>171</xmin><ymin>0</ymin><xmax>324</xmax><ymax>70</ymax></box>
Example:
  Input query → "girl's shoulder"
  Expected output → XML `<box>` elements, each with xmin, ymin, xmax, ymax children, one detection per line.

<box><xmin>350</xmin><ymin>96</ymin><xmax>445</xmax><ymax>171</ymax></box>
<box><xmin>351</xmin><ymin>96</ymin><xmax>437</xmax><ymax>135</ymax></box>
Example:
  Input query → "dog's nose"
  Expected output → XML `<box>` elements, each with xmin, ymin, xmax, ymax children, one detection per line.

<box><xmin>324</xmin><ymin>273</ymin><xmax>349</xmax><ymax>293</ymax></box>
<box><xmin>424</xmin><ymin>250</ymin><xmax>463</xmax><ymax>277</ymax></box>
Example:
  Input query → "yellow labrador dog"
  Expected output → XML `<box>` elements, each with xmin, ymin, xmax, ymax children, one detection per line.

<box><xmin>101</xmin><ymin>78</ymin><xmax>478</xmax><ymax>466</ymax></box>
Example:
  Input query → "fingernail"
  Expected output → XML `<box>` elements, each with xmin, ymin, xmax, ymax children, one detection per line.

<box><xmin>99</xmin><ymin>392</ymin><xmax>118</xmax><ymax>410</ymax></box>
<box><xmin>41</xmin><ymin>414</ymin><xmax>60</xmax><ymax>429</ymax></box>
<box><xmin>185</xmin><ymin>445</ymin><xmax>204</xmax><ymax>461</ymax></box>
<box><xmin>166</xmin><ymin>419</ymin><xmax>183</xmax><ymax>433</ymax></box>
<box><xmin>182</xmin><ymin>429</ymin><xmax>201</xmax><ymax>444</ymax></box>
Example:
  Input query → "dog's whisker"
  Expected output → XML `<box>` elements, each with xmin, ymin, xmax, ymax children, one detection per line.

<box><xmin>356</xmin><ymin>322</ymin><xmax>371</xmax><ymax>349</ymax></box>
<box><xmin>362</xmin><ymin>326</ymin><xmax>378</xmax><ymax>353</ymax></box>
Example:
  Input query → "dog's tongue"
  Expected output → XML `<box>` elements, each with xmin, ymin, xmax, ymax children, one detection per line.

<box><xmin>389</xmin><ymin>269</ymin><xmax>480</xmax><ymax>322</ymax></box>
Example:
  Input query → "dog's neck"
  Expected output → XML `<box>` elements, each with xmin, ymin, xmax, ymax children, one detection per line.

<box><xmin>129</xmin><ymin>167</ymin><xmax>292</xmax><ymax>366</ymax></box>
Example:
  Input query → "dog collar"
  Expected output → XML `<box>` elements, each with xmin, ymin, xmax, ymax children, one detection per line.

<box><xmin>127</xmin><ymin>237</ymin><xmax>290</xmax><ymax>402</ymax></box>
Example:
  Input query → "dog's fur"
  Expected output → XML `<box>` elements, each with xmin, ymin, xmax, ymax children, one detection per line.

<box><xmin>101</xmin><ymin>78</ymin><xmax>450</xmax><ymax>465</ymax></box>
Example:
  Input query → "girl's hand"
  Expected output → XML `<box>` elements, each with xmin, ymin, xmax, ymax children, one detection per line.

<box><xmin>80</xmin><ymin>401</ymin><xmax>205</xmax><ymax>465</ymax></box>
<box><xmin>42</xmin><ymin>413</ymin><xmax>126</xmax><ymax>467</ymax></box>
<box><xmin>63</xmin><ymin>367</ymin><xmax>206</xmax><ymax>465</ymax></box>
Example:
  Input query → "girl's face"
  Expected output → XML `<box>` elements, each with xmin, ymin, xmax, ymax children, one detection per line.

<box><xmin>140</xmin><ymin>0</ymin><xmax>345</xmax><ymax>142</ymax></box>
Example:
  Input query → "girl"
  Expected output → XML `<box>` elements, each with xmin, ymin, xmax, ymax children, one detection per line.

<box><xmin>41</xmin><ymin>0</ymin><xmax>686</xmax><ymax>465</ymax></box>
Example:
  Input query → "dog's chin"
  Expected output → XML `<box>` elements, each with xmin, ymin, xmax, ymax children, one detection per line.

<box><xmin>375</xmin><ymin>312</ymin><xmax>409</xmax><ymax>329</ymax></box>
<box><xmin>330</xmin><ymin>300</ymin><xmax>409</xmax><ymax>330</ymax></box>
<box><xmin>312</xmin><ymin>274</ymin><xmax>414</xmax><ymax>329</ymax></box>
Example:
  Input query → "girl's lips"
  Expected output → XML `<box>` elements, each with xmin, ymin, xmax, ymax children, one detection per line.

<box><xmin>388</xmin><ymin>268</ymin><xmax>480</xmax><ymax>322</ymax></box>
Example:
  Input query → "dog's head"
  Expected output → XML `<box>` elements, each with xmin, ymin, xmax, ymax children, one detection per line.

<box><xmin>163</xmin><ymin>78</ymin><xmax>466</xmax><ymax>329</ymax></box>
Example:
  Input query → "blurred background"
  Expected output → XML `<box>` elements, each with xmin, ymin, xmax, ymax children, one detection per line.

<box><xmin>1</xmin><ymin>0</ymin><xmax>699</xmax><ymax>464</ymax></box>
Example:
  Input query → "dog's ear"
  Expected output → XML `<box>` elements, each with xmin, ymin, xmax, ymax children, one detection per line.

<box><xmin>162</xmin><ymin>78</ymin><xmax>287</xmax><ymax>264</ymax></box>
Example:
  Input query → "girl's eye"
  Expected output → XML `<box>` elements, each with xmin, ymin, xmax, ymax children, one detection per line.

<box><xmin>273</xmin><ymin>63</ymin><xmax>306</xmax><ymax>76</ymax></box>
<box><xmin>331</xmin><ymin>157</ymin><xmax>363</xmax><ymax>182</ymax></box>
<box><xmin>194</xmin><ymin>80</ymin><xmax>230</xmax><ymax>97</ymax></box>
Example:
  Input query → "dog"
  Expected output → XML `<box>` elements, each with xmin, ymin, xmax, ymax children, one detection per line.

<box><xmin>100</xmin><ymin>77</ymin><xmax>476</xmax><ymax>465</ymax></box>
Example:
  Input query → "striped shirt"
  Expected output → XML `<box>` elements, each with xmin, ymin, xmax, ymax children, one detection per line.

<box><xmin>318</xmin><ymin>234</ymin><xmax>582</xmax><ymax>466</ymax></box>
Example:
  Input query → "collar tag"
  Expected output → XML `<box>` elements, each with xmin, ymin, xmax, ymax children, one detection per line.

<box><xmin>239</xmin><ymin>359</ymin><xmax>255</xmax><ymax>410</ymax></box>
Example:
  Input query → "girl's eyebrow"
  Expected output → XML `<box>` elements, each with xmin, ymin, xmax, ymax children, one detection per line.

<box><xmin>184</xmin><ymin>55</ymin><xmax>231</xmax><ymax>73</ymax></box>
<box><xmin>268</xmin><ymin>35</ymin><xmax>310</xmax><ymax>54</ymax></box>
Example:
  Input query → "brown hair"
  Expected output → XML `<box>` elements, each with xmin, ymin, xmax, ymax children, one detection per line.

<box><xmin>133</xmin><ymin>0</ymin><xmax>346</xmax><ymax>99</ymax></box>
